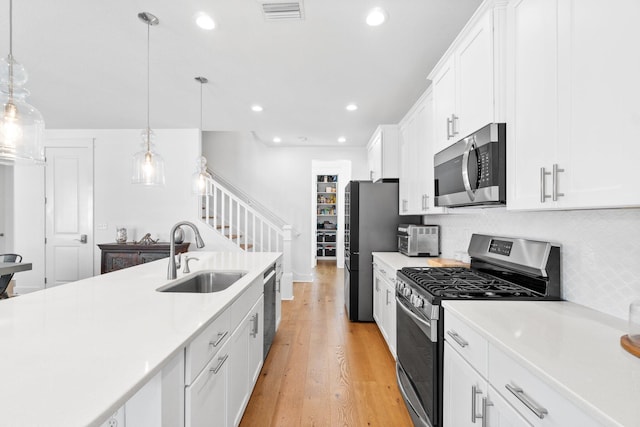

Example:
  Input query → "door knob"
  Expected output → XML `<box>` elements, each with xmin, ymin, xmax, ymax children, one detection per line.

<box><xmin>75</xmin><ymin>234</ymin><xmax>88</xmax><ymax>244</ymax></box>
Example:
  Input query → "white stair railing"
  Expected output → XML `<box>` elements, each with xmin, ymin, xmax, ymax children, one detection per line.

<box><xmin>198</xmin><ymin>174</ymin><xmax>294</xmax><ymax>299</ymax></box>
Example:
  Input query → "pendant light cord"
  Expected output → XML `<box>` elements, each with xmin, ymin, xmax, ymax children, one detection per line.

<box><xmin>146</xmin><ymin>19</ymin><xmax>151</xmax><ymax>152</ymax></box>
<box><xmin>8</xmin><ymin>0</ymin><xmax>14</xmax><ymax>99</ymax></box>
<box><xmin>199</xmin><ymin>80</ymin><xmax>203</xmax><ymax>130</ymax></box>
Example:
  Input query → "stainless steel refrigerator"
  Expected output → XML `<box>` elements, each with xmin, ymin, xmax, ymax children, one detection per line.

<box><xmin>344</xmin><ymin>180</ymin><xmax>420</xmax><ymax>321</ymax></box>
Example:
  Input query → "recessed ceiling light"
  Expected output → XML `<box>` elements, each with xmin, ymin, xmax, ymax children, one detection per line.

<box><xmin>195</xmin><ymin>12</ymin><xmax>215</xmax><ymax>30</ymax></box>
<box><xmin>338</xmin><ymin>137</ymin><xmax>346</xmax><ymax>143</ymax></box>
<box><xmin>366</xmin><ymin>7</ymin><xmax>388</xmax><ymax>26</ymax></box>
<box><xmin>273</xmin><ymin>137</ymin><xmax>282</xmax><ymax>143</ymax></box>
<box><xmin>346</xmin><ymin>103</ymin><xmax>358</xmax><ymax>111</ymax></box>
<box><xmin>251</xmin><ymin>105</ymin><xmax>263</xmax><ymax>112</ymax></box>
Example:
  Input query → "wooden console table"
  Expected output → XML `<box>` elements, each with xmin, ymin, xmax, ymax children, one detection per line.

<box><xmin>97</xmin><ymin>242</ymin><xmax>190</xmax><ymax>274</ymax></box>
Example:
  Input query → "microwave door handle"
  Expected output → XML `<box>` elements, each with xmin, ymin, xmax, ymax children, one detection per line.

<box><xmin>462</xmin><ymin>137</ymin><xmax>477</xmax><ymax>201</ymax></box>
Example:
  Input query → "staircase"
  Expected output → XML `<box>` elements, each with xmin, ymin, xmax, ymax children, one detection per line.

<box><xmin>197</xmin><ymin>171</ymin><xmax>294</xmax><ymax>299</ymax></box>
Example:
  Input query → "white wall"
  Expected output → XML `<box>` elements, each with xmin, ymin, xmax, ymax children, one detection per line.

<box><xmin>202</xmin><ymin>131</ymin><xmax>369</xmax><ymax>281</ymax></box>
<box><xmin>10</xmin><ymin>128</ymin><xmax>233</xmax><ymax>294</ymax></box>
<box><xmin>425</xmin><ymin>207</ymin><xmax>640</xmax><ymax>320</ymax></box>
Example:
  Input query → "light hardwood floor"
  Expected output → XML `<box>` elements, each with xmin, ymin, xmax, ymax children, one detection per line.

<box><xmin>240</xmin><ymin>260</ymin><xmax>413</xmax><ymax>426</ymax></box>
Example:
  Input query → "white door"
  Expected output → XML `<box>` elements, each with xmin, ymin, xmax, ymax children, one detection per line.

<box><xmin>45</xmin><ymin>140</ymin><xmax>94</xmax><ymax>287</ymax></box>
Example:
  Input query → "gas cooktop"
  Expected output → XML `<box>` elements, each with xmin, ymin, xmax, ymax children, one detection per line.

<box><xmin>399</xmin><ymin>266</ymin><xmax>543</xmax><ymax>299</ymax></box>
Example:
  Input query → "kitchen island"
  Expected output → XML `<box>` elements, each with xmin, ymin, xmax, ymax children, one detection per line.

<box><xmin>0</xmin><ymin>251</ymin><xmax>281</xmax><ymax>426</ymax></box>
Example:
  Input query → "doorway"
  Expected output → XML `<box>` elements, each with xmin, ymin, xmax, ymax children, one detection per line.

<box><xmin>310</xmin><ymin>160</ymin><xmax>351</xmax><ymax>269</ymax></box>
<box><xmin>45</xmin><ymin>139</ymin><xmax>94</xmax><ymax>287</ymax></box>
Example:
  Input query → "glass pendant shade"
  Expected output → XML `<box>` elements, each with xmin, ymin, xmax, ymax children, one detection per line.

<box><xmin>0</xmin><ymin>55</ymin><xmax>45</xmax><ymax>165</ymax></box>
<box><xmin>192</xmin><ymin>156</ymin><xmax>212</xmax><ymax>195</ymax></box>
<box><xmin>132</xmin><ymin>129</ymin><xmax>165</xmax><ymax>186</ymax></box>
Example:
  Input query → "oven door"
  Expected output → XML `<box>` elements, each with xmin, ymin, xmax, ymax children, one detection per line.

<box><xmin>396</xmin><ymin>296</ymin><xmax>439</xmax><ymax>427</ymax></box>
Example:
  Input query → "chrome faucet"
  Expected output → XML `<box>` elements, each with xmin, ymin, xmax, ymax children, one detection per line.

<box><xmin>167</xmin><ymin>221</ymin><xmax>205</xmax><ymax>279</ymax></box>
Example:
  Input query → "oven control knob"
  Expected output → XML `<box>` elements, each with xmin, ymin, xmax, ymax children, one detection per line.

<box><xmin>402</xmin><ymin>287</ymin><xmax>412</xmax><ymax>297</ymax></box>
<box><xmin>411</xmin><ymin>295</ymin><xmax>424</xmax><ymax>308</ymax></box>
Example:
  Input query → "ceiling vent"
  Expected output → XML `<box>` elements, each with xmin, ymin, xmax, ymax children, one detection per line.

<box><xmin>258</xmin><ymin>1</ymin><xmax>305</xmax><ymax>21</ymax></box>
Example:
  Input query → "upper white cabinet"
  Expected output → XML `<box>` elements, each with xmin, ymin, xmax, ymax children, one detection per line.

<box><xmin>398</xmin><ymin>88</ymin><xmax>445</xmax><ymax>215</ymax></box>
<box><xmin>367</xmin><ymin>125</ymin><xmax>399</xmax><ymax>182</ymax></box>
<box><xmin>429</xmin><ymin>2</ymin><xmax>507</xmax><ymax>154</ymax></box>
<box><xmin>507</xmin><ymin>0</ymin><xmax>640</xmax><ymax>210</ymax></box>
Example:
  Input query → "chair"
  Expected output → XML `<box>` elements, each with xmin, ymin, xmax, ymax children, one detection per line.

<box><xmin>0</xmin><ymin>253</ymin><xmax>23</xmax><ymax>299</ymax></box>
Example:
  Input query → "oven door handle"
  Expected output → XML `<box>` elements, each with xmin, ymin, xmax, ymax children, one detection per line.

<box><xmin>396</xmin><ymin>296</ymin><xmax>437</xmax><ymax>342</ymax></box>
<box><xmin>462</xmin><ymin>136</ymin><xmax>477</xmax><ymax>202</ymax></box>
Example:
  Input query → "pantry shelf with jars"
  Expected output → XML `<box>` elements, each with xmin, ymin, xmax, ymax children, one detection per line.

<box><xmin>316</xmin><ymin>175</ymin><xmax>338</xmax><ymax>259</ymax></box>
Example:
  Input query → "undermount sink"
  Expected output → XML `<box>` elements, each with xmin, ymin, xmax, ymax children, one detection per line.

<box><xmin>157</xmin><ymin>270</ymin><xmax>247</xmax><ymax>293</ymax></box>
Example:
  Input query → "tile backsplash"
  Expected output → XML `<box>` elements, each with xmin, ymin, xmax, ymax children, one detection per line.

<box><xmin>427</xmin><ymin>207</ymin><xmax>640</xmax><ymax>320</ymax></box>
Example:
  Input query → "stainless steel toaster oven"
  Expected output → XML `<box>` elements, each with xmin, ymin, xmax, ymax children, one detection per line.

<box><xmin>397</xmin><ymin>224</ymin><xmax>440</xmax><ymax>257</ymax></box>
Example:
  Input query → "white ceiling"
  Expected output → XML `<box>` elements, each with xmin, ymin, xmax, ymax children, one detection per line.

<box><xmin>0</xmin><ymin>0</ymin><xmax>482</xmax><ymax>146</ymax></box>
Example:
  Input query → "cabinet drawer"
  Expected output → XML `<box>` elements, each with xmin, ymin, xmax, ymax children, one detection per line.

<box><xmin>374</xmin><ymin>260</ymin><xmax>396</xmax><ymax>285</ymax></box>
<box><xmin>444</xmin><ymin>311</ymin><xmax>488</xmax><ymax>377</ymax></box>
<box><xmin>185</xmin><ymin>310</ymin><xmax>231</xmax><ymax>385</ymax></box>
<box><xmin>488</xmin><ymin>344</ymin><xmax>602</xmax><ymax>427</ymax></box>
<box><xmin>229</xmin><ymin>276</ymin><xmax>263</xmax><ymax>330</ymax></box>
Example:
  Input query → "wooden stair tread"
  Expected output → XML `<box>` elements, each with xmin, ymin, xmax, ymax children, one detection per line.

<box><xmin>239</xmin><ymin>244</ymin><xmax>254</xmax><ymax>250</ymax></box>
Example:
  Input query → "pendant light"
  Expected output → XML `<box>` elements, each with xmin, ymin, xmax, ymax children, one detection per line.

<box><xmin>192</xmin><ymin>76</ymin><xmax>212</xmax><ymax>195</ymax></box>
<box><xmin>132</xmin><ymin>12</ymin><xmax>165</xmax><ymax>186</ymax></box>
<box><xmin>0</xmin><ymin>0</ymin><xmax>45</xmax><ymax>165</ymax></box>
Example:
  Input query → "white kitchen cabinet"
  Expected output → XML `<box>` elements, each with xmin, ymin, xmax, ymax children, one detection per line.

<box><xmin>367</xmin><ymin>125</ymin><xmax>399</xmax><ymax>182</ymax></box>
<box><xmin>372</xmin><ymin>256</ymin><xmax>397</xmax><ymax>359</ymax></box>
<box><xmin>444</xmin><ymin>309</ymin><xmax>604</xmax><ymax>427</ymax></box>
<box><xmin>186</xmin><ymin>340</ymin><xmax>229</xmax><ymax>427</ymax></box>
<box><xmin>430</xmin><ymin>3</ymin><xmax>505</xmax><ymax>154</ymax></box>
<box><xmin>229</xmin><ymin>292</ymin><xmax>264</xmax><ymax>427</ymax></box>
<box><xmin>185</xmin><ymin>274</ymin><xmax>265</xmax><ymax>427</ymax></box>
<box><xmin>443</xmin><ymin>342</ymin><xmax>489</xmax><ymax>427</ymax></box>
<box><xmin>507</xmin><ymin>0</ymin><xmax>640</xmax><ymax>210</ymax></box>
<box><xmin>399</xmin><ymin>87</ymin><xmax>446</xmax><ymax>215</ymax></box>
<box><xmin>275</xmin><ymin>259</ymin><xmax>282</xmax><ymax>330</ymax></box>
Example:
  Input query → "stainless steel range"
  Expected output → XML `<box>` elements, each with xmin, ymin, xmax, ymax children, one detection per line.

<box><xmin>394</xmin><ymin>234</ymin><xmax>561</xmax><ymax>427</ymax></box>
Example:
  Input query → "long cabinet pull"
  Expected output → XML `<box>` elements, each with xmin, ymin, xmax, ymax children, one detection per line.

<box><xmin>446</xmin><ymin>117</ymin><xmax>453</xmax><ymax>140</ymax></box>
<box><xmin>471</xmin><ymin>385</ymin><xmax>483</xmax><ymax>423</ymax></box>
<box><xmin>250</xmin><ymin>313</ymin><xmax>259</xmax><ymax>337</ymax></box>
<box><xmin>209</xmin><ymin>331</ymin><xmax>228</xmax><ymax>348</ymax></box>
<box><xmin>386</xmin><ymin>289</ymin><xmax>390</xmax><ymax>305</ymax></box>
<box><xmin>452</xmin><ymin>114</ymin><xmax>459</xmax><ymax>137</ymax></box>
<box><xmin>447</xmin><ymin>330</ymin><xmax>469</xmax><ymax>348</ymax></box>
<box><xmin>552</xmin><ymin>163</ymin><xmax>565</xmax><ymax>201</ymax></box>
<box><xmin>540</xmin><ymin>167</ymin><xmax>551</xmax><ymax>203</ymax></box>
<box><xmin>210</xmin><ymin>354</ymin><xmax>229</xmax><ymax>375</ymax></box>
<box><xmin>481</xmin><ymin>397</ymin><xmax>493</xmax><ymax>427</ymax></box>
<box><xmin>505</xmin><ymin>383</ymin><xmax>549</xmax><ymax>419</ymax></box>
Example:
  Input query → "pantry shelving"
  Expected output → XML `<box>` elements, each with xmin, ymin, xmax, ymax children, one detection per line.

<box><xmin>316</xmin><ymin>175</ymin><xmax>338</xmax><ymax>259</ymax></box>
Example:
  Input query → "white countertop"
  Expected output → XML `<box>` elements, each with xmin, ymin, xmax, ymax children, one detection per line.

<box><xmin>443</xmin><ymin>300</ymin><xmax>640</xmax><ymax>427</ymax></box>
<box><xmin>0</xmin><ymin>251</ymin><xmax>280</xmax><ymax>427</ymax></box>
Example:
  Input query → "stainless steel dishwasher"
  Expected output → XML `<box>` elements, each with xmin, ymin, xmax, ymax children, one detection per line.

<box><xmin>263</xmin><ymin>264</ymin><xmax>276</xmax><ymax>360</ymax></box>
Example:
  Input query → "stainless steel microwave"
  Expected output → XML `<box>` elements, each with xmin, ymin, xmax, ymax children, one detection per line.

<box><xmin>434</xmin><ymin>123</ymin><xmax>506</xmax><ymax>207</ymax></box>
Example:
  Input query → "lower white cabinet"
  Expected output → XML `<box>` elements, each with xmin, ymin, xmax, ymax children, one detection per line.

<box><xmin>186</xmin><ymin>340</ymin><xmax>229</xmax><ymax>427</ymax></box>
<box><xmin>444</xmin><ymin>310</ymin><xmax>604</xmax><ymax>427</ymax></box>
<box><xmin>229</xmin><ymin>295</ymin><xmax>264</xmax><ymax>427</ymax></box>
<box><xmin>372</xmin><ymin>257</ymin><xmax>397</xmax><ymax>358</ymax></box>
<box><xmin>185</xmin><ymin>275</ymin><xmax>266</xmax><ymax>427</ymax></box>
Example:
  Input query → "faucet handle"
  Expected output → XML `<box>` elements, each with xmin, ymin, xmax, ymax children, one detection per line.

<box><xmin>183</xmin><ymin>256</ymin><xmax>199</xmax><ymax>274</ymax></box>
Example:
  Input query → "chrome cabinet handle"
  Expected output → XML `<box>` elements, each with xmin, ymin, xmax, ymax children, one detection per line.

<box><xmin>447</xmin><ymin>330</ymin><xmax>469</xmax><ymax>348</ymax></box>
<box><xmin>369</xmin><ymin>170</ymin><xmax>374</xmax><ymax>180</ymax></box>
<box><xmin>552</xmin><ymin>163</ymin><xmax>565</xmax><ymax>201</ymax></box>
<box><xmin>446</xmin><ymin>117</ymin><xmax>453</xmax><ymax>140</ymax></box>
<box><xmin>210</xmin><ymin>354</ymin><xmax>229</xmax><ymax>375</ymax></box>
<box><xmin>250</xmin><ymin>313</ymin><xmax>259</xmax><ymax>337</ymax></box>
<box><xmin>386</xmin><ymin>289</ymin><xmax>390</xmax><ymax>305</ymax></box>
<box><xmin>471</xmin><ymin>385</ymin><xmax>483</xmax><ymax>423</ymax></box>
<box><xmin>452</xmin><ymin>114</ymin><xmax>459</xmax><ymax>136</ymax></box>
<box><xmin>462</xmin><ymin>137</ymin><xmax>477</xmax><ymax>201</ymax></box>
<box><xmin>540</xmin><ymin>167</ymin><xmax>552</xmax><ymax>203</ymax></box>
<box><xmin>505</xmin><ymin>383</ymin><xmax>548</xmax><ymax>419</ymax></box>
<box><xmin>481</xmin><ymin>397</ymin><xmax>493</xmax><ymax>427</ymax></box>
<box><xmin>209</xmin><ymin>331</ymin><xmax>228</xmax><ymax>348</ymax></box>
